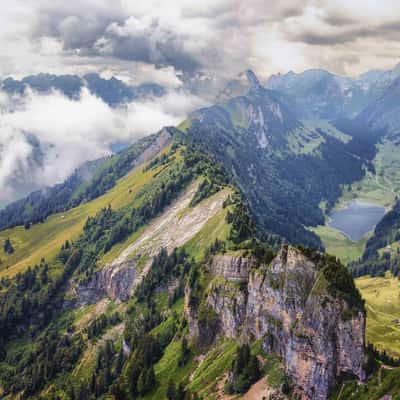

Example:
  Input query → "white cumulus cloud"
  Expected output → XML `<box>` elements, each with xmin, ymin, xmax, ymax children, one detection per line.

<box><xmin>0</xmin><ymin>87</ymin><xmax>205</xmax><ymax>204</ymax></box>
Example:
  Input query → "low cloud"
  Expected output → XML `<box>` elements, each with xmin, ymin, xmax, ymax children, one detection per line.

<box><xmin>288</xmin><ymin>21</ymin><xmax>400</xmax><ymax>46</ymax></box>
<box><xmin>93</xmin><ymin>16</ymin><xmax>200</xmax><ymax>72</ymax></box>
<box><xmin>0</xmin><ymin>86</ymin><xmax>205</xmax><ymax>203</ymax></box>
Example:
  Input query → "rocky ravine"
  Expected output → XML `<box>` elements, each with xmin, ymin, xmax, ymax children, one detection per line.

<box><xmin>185</xmin><ymin>245</ymin><xmax>366</xmax><ymax>400</ymax></box>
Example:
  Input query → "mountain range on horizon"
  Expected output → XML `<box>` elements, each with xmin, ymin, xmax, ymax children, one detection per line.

<box><xmin>2</xmin><ymin>61</ymin><xmax>400</xmax><ymax>210</ymax></box>
<box><xmin>3</xmin><ymin>63</ymin><xmax>400</xmax><ymax>249</ymax></box>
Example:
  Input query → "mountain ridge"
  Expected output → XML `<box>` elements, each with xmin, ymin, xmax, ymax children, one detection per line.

<box><xmin>181</xmin><ymin>70</ymin><xmax>376</xmax><ymax>248</ymax></box>
<box><xmin>266</xmin><ymin>63</ymin><xmax>400</xmax><ymax>120</ymax></box>
<box><xmin>0</xmin><ymin>72</ymin><xmax>165</xmax><ymax>106</ymax></box>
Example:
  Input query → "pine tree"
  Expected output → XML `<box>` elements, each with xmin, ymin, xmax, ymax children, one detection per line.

<box><xmin>176</xmin><ymin>383</ymin><xmax>186</xmax><ymax>400</ymax></box>
<box><xmin>246</xmin><ymin>354</ymin><xmax>260</xmax><ymax>382</ymax></box>
<box><xmin>3</xmin><ymin>238</ymin><xmax>14</xmax><ymax>254</ymax></box>
<box><xmin>110</xmin><ymin>382</ymin><xmax>127</xmax><ymax>400</ymax></box>
<box><xmin>90</xmin><ymin>372</ymin><xmax>96</xmax><ymax>394</ymax></box>
<box><xmin>65</xmin><ymin>382</ymin><xmax>76</xmax><ymax>400</ymax></box>
<box><xmin>167</xmin><ymin>380</ymin><xmax>177</xmax><ymax>400</ymax></box>
<box><xmin>137</xmin><ymin>369</ymin><xmax>147</xmax><ymax>395</ymax></box>
<box><xmin>178</xmin><ymin>337</ymin><xmax>191</xmax><ymax>367</ymax></box>
<box><xmin>96</xmin><ymin>368</ymin><xmax>108</xmax><ymax>397</ymax></box>
<box><xmin>116</xmin><ymin>347</ymin><xmax>125</xmax><ymax>374</ymax></box>
<box><xmin>78</xmin><ymin>383</ymin><xmax>90</xmax><ymax>400</ymax></box>
<box><xmin>146</xmin><ymin>365</ymin><xmax>156</xmax><ymax>389</ymax></box>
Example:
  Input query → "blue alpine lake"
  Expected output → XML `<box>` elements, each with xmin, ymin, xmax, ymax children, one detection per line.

<box><xmin>328</xmin><ymin>201</ymin><xmax>386</xmax><ymax>242</ymax></box>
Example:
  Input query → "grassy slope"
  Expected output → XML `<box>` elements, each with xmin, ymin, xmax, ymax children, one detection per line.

<box><xmin>356</xmin><ymin>273</ymin><xmax>400</xmax><ymax>357</ymax></box>
<box><xmin>287</xmin><ymin>126</ymin><xmax>324</xmax><ymax>155</ymax></box>
<box><xmin>329</xmin><ymin>366</ymin><xmax>400</xmax><ymax>400</ymax></box>
<box><xmin>0</xmin><ymin>148</ymin><xmax>235</xmax><ymax>398</ymax></box>
<box><xmin>141</xmin><ymin>337</ymin><xmax>238</xmax><ymax>400</ymax></box>
<box><xmin>189</xmin><ymin>339</ymin><xmax>238</xmax><ymax>398</ymax></box>
<box><xmin>303</xmin><ymin>120</ymin><xmax>351</xmax><ymax>144</ymax></box>
<box><xmin>0</xmin><ymin>146</ymin><xmax>172</xmax><ymax>277</ymax></box>
<box><xmin>311</xmin><ymin>225</ymin><xmax>369</xmax><ymax>264</ymax></box>
<box><xmin>183</xmin><ymin>206</ymin><xmax>231</xmax><ymax>261</ymax></box>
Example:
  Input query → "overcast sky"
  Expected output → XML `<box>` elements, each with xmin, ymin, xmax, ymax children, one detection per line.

<box><xmin>1</xmin><ymin>0</ymin><xmax>400</xmax><ymax>205</ymax></box>
<box><xmin>1</xmin><ymin>0</ymin><xmax>400</xmax><ymax>83</ymax></box>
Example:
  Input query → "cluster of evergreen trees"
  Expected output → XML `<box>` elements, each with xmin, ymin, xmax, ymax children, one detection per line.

<box><xmin>224</xmin><ymin>344</ymin><xmax>260</xmax><ymax>394</ymax></box>
<box><xmin>86</xmin><ymin>312</ymin><xmax>122</xmax><ymax>340</ymax></box>
<box><xmin>0</xmin><ymin>252</ymin><xmax>80</xmax><ymax>339</ymax></box>
<box><xmin>204</xmin><ymin>238</ymin><xmax>226</xmax><ymax>259</ymax></box>
<box><xmin>112</xmin><ymin>247</ymin><xmax>195</xmax><ymax>399</ymax></box>
<box><xmin>3</xmin><ymin>238</ymin><xmax>14</xmax><ymax>254</ymax></box>
<box><xmin>136</xmin><ymin>248</ymin><xmax>191</xmax><ymax>305</ymax></box>
<box><xmin>349</xmin><ymin>198</ymin><xmax>400</xmax><ymax>278</ymax></box>
<box><xmin>223</xmin><ymin>192</ymin><xmax>255</xmax><ymax>245</ymax></box>
<box><xmin>349</xmin><ymin>254</ymin><xmax>400</xmax><ymax>278</ymax></box>
<box><xmin>365</xmin><ymin>343</ymin><xmax>400</xmax><ymax>370</ymax></box>
<box><xmin>189</xmin><ymin>178</ymin><xmax>219</xmax><ymax>207</ymax></box>
<box><xmin>143</xmin><ymin>152</ymin><xmax>170</xmax><ymax>172</ymax></box>
<box><xmin>297</xmin><ymin>245</ymin><xmax>365</xmax><ymax>312</ymax></box>
<box><xmin>3</xmin><ymin>328</ymin><xmax>84</xmax><ymax>396</ymax></box>
<box><xmin>89</xmin><ymin>341</ymin><xmax>125</xmax><ymax>398</ymax></box>
<box><xmin>166</xmin><ymin>380</ymin><xmax>198</xmax><ymax>400</ymax></box>
<box><xmin>125</xmin><ymin>334</ymin><xmax>159</xmax><ymax>396</ymax></box>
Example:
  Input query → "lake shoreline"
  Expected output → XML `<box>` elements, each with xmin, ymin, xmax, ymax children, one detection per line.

<box><xmin>327</xmin><ymin>200</ymin><xmax>386</xmax><ymax>243</ymax></box>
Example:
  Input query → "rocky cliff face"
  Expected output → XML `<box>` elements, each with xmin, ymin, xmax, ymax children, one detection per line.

<box><xmin>131</xmin><ymin>127</ymin><xmax>172</xmax><ymax>168</ymax></box>
<box><xmin>185</xmin><ymin>246</ymin><xmax>366</xmax><ymax>400</ymax></box>
<box><xmin>74</xmin><ymin>260</ymin><xmax>137</xmax><ymax>306</ymax></box>
<box><xmin>210</xmin><ymin>254</ymin><xmax>254</xmax><ymax>282</ymax></box>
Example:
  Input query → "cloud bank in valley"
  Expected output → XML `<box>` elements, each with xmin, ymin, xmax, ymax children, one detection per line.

<box><xmin>0</xmin><ymin>87</ymin><xmax>205</xmax><ymax>204</ymax></box>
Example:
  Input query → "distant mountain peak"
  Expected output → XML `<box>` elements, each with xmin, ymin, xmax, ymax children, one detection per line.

<box><xmin>391</xmin><ymin>75</ymin><xmax>400</xmax><ymax>89</ymax></box>
<box><xmin>245</xmin><ymin>69</ymin><xmax>261</xmax><ymax>87</ymax></box>
<box><xmin>1</xmin><ymin>72</ymin><xmax>165</xmax><ymax>106</ymax></box>
<box><xmin>216</xmin><ymin>69</ymin><xmax>263</xmax><ymax>102</ymax></box>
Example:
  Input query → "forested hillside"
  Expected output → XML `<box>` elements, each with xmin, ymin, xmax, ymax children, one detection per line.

<box><xmin>349</xmin><ymin>199</ymin><xmax>400</xmax><ymax>277</ymax></box>
<box><xmin>0</xmin><ymin>140</ymin><xmax>241</xmax><ymax>398</ymax></box>
<box><xmin>180</xmin><ymin>73</ymin><xmax>377</xmax><ymax>248</ymax></box>
<box><xmin>0</xmin><ymin>127</ymin><xmax>371</xmax><ymax>400</ymax></box>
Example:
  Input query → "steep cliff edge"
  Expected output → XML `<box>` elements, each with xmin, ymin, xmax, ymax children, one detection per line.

<box><xmin>185</xmin><ymin>246</ymin><xmax>366</xmax><ymax>399</ymax></box>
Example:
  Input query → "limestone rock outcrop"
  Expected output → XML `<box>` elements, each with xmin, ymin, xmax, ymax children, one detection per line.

<box><xmin>75</xmin><ymin>260</ymin><xmax>136</xmax><ymax>305</ymax></box>
<box><xmin>185</xmin><ymin>245</ymin><xmax>366</xmax><ymax>400</ymax></box>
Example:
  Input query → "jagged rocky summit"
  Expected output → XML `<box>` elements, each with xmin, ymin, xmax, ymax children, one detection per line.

<box><xmin>185</xmin><ymin>245</ymin><xmax>366</xmax><ymax>400</ymax></box>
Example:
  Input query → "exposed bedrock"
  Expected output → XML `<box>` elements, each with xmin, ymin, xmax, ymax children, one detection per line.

<box><xmin>185</xmin><ymin>246</ymin><xmax>366</xmax><ymax>400</ymax></box>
